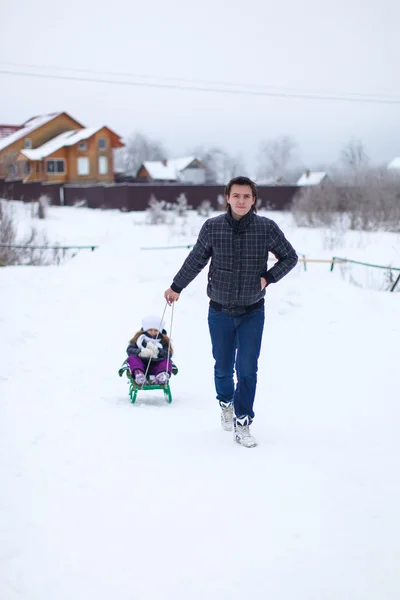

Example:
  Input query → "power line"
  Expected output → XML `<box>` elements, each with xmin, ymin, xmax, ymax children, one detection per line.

<box><xmin>1</xmin><ymin>60</ymin><xmax>397</xmax><ymax>100</ymax></box>
<box><xmin>1</xmin><ymin>68</ymin><xmax>400</xmax><ymax>104</ymax></box>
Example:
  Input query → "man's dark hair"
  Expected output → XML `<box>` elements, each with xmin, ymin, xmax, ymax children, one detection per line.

<box><xmin>224</xmin><ymin>176</ymin><xmax>258</xmax><ymax>212</ymax></box>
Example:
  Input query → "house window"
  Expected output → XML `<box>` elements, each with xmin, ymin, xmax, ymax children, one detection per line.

<box><xmin>98</xmin><ymin>138</ymin><xmax>106</xmax><ymax>150</ymax></box>
<box><xmin>98</xmin><ymin>155</ymin><xmax>108</xmax><ymax>175</ymax></box>
<box><xmin>7</xmin><ymin>164</ymin><xmax>16</xmax><ymax>177</ymax></box>
<box><xmin>77</xmin><ymin>156</ymin><xmax>90</xmax><ymax>176</ymax></box>
<box><xmin>24</xmin><ymin>138</ymin><xmax>32</xmax><ymax>149</ymax></box>
<box><xmin>25</xmin><ymin>162</ymin><xmax>31</xmax><ymax>175</ymax></box>
<box><xmin>78</xmin><ymin>141</ymin><xmax>87</xmax><ymax>151</ymax></box>
<box><xmin>46</xmin><ymin>159</ymin><xmax>65</xmax><ymax>174</ymax></box>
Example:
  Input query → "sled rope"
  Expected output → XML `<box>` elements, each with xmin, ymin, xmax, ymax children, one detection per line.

<box><xmin>165</xmin><ymin>302</ymin><xmax>174</xmax><ymax>377</ymax></box>
<box><xmin>141</xmin><ymin>301</ymin><xmax>174</xmax><ymax>387</ymax></box>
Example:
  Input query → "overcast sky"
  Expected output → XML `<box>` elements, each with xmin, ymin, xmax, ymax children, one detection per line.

<box><xmin>1</xmin><ymin>0</ymin><xmax>399</xmax><ymax>172</ymax></box>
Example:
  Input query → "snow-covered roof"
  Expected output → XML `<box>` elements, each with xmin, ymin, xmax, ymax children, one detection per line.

<box><xmin>387</xmin><ymin>158</ymin><xmax>400</xmax><ymax>170</ymax></box>
<box><xmin>168</xmin><ymin>156</ymin><xmax>197</xmax><ymax>172</ymax></box>
<box><xmin>255</xmin><ymin>176</ymin><xmax>280</xmax><ymax>185</ymax></box>
<box><xmin>143</xmin><ymin>161</ymin><xmax>177</xmax><ymax>181</ymax></box>
<box><xmin>297</xmin><ymin>171</ymin><xmax>327</xmax><ymax>186</ymax></box>
<box><xmin>0</xmin><ymin>125</ymin><xmax>21</xmax><ymax>140</ymax></box>
<box><xmin>20</xmin><ymin>128</ymin><xmax>102</xmax><ymax>160</ymax></box>
<box><xmin>0</xmin><ymin>112</ymin><xmax>62</xmax><ymax>152</ymax></box>
<box><xmin>142</xmin><ymin>156</ymin><xmax>199</xmax><ymax>180</ymax></box>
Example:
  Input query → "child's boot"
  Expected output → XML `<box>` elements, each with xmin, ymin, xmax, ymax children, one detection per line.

<box><xmin>154</xmin><ymin>372</ymin><xmax>169</xmax><ymax>385</ymax></box>
<box><xmin>134</xmin><ymin>370</ymin><xmax>147</xmax><ymax>386</ymax></box>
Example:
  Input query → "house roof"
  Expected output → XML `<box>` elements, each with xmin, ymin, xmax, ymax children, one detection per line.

<box><xmin>255</xmin><ymin>176</ymin><xmax>281</xmax><ymax>185</ymax></box>
<box><xmin>142</xmin><ymin>156</ymin><xmax>199</xmax><ymax>180</ymax></box>
<box><xmin>0</xmin><ymin>112</ymin><xmax>63</xmax><ymax>152</ymax></box>
<box><xmin>142</xmin><ymin>161</ymin><xmax>177</xmax><ymax>181</ymax></box>
<box><xmin>387</xmin><ymin>158</ymin><xmax>400</xmax><ymax>170</ymax></box>
<box><xmin>0</xmin><ymin>125</ymin><xmax>22</xmax><ymax>140</ymax></box>
<box><xmin>20</xmin><ymin>128</ymin><xmax>103</xmax><ymax>160</ymax></box>
<box><xmin>297</xmin><ymin>171</ymin><xmax>327</xmax><ymax>186</ymax></box>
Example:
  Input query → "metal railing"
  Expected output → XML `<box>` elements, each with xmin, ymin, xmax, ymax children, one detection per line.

<box><xmin>330</xmin><ymin>256</ymin><xmax>400</xmax><ymax>292</ymax></box>
<box><xmin>0</xmin><ymin>244</ymin><xmax>98</xmax><ymax>251</ymax></box>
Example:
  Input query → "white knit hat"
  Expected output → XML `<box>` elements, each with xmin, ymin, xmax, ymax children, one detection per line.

<box><xmin>141</xmin><ymin>315</ymin><xmax>166</xmax><ymax>333</ymax></box>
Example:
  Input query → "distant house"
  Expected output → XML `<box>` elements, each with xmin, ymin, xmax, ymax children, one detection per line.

<box><xmin>0</xmin><ymin>112</ymin><xmax>123</xmax><ymax>184</ymax></box>
<box><xmin>0</xmin><ymin>124</ymin><xmax>22</xmax><ymax>140</ymax></box>
<box><xmin>0</xmin><ymin>112</ymin><xmax>83</xmax><ymax>179</ymax></box>
<box><xmin>17</xmin><ymin>126</ymin><xmax>123</xmax><ymax>184</ymax></box>
<box><xmin>387</xmin><ymin>158</ymin><xmax>400</xmax><ymax>171</ymax></box>
<box><xmin>137</xmin><ymin>157</ymin><xmax>206</xmax><ymax>184</ymax></box>
<box><xmin>297</xmin><ymin>171</ymin><xmax>328</xmax><ymax>186</ymax></box>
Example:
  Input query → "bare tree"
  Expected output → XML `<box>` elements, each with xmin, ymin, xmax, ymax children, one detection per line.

<box><xmin>292</xmin><ymin>171</ymin><xmax>400</xmax><ymax>234</ymax></box>
<box><xmin>191</xmin><ymin>146</ymin><xmax>245</xmax><ymax>184</ymax></box>
<box><xmin>0</xmin><ymin>201</ymin><xmax>63</xmax><ymax>266</ymax></box>
<box><xmin>341</xmin><ymin>171</ymin><xmax>400</xmax><ymax>231</ymax></box>
<box><xmin>37</xmin><ymin>194</ymin><xmax>50</xmax><ymax>219</ymax></box>
<box><xmin>115</xmin><ymin>132</ymin><xmax>168</xmax><ymax>176</ymax></box>
<box><xmin>340</xmin><ymin>138</ymin><xmax>370</xmax><ymax>176</ymax></box>
<box><xmin>292</xmin><ymin>182</ymin><xmax>341</xmax><ymax>228</ymax></box>
<box><xmin>0</xmin><ymin>150</ymin><xmax>20</xmax><ymax>179</ymax></box>
<box><xmin>256</xmin><ymin>136</ymin><xmax>298</xmax><ymax>183</ymax></box>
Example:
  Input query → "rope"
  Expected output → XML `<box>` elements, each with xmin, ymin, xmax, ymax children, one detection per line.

<box><xmin>165</xmin><ymin>302</ymin><xmax>175</xmax><ymax>377</ymax></box>
<box><xmin>140</xmin><ymin>302</ymin><xmax>174</xmax><ymax>387</ymax></box>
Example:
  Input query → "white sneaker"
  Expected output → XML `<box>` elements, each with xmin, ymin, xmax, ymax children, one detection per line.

<box><xmin>234</xmin><ymin>416</ymin><xmax>257</xmax><ymax>448</ymax></box>
<box><xmin>220</xmin><ymin>402</ymin><xmax>234</xmax><ymax>431</ymax></box>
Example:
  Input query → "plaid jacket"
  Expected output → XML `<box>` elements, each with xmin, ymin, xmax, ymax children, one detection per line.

<box><xmin>171</xmin><ymin>209</ymin><xmax>298</xmax><ymax>312</ymax></box>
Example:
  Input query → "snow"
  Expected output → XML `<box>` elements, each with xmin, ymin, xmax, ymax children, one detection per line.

<box><xmin>143</xmin><ymin>156</ymin><xmax>199</xmax><ymax>180</ymax></box>
<box><xmin>1</xmin><ymin>201</ymin><xmax>399</xmax><ymax>600</ymax></box>
<box><xmin>20</xmin><ymin>128</ymin><xmax>102</xmax><ymax>160</ymax></box>
<box><xmin>143</xmin><ymin>160</ymin><xmax>177</xmax><ymax>180</ymax></box>
<box><xmin>297</xmin><ymin>171</ymin><xmax>327</xmax><ymax>186</ymax></box>
<box><xmin>0</xmin><ymin>113</ymin><xmax>62</xmax><ymax>152</ymax></box>
<box><xmin>387</xmin><ymin>157</ymin><xmax>400</xmax><ymax>170</ymax></box>
<box><xmin>167</xmin><ymin>156</ymin><xmax>197</xmax><ymax>172</ymax></box>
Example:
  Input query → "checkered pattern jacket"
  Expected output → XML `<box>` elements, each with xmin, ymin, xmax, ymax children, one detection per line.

<box><xmin>171</xmin><ymin>209</ymin><xmax>298</xmax><ymax>311</ymax></box>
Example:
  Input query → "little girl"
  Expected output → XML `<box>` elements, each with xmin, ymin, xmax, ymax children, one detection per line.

<box><xmin>125</xmin><ymin>315</ymin><xmax>174</xmax><ymax>386</ymax></box>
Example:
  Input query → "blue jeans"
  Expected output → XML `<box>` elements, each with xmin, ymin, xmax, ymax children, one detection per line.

<box><xmin>207</xmin><ymin>306</ymin><xmax>265</xmax><ymax>420</ymax></box>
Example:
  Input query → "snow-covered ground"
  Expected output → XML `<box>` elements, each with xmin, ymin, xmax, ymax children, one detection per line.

<box><xmin>1</xmin><ymin>201</ymin><xmax>399</xmax><ymax>600</ymax></box>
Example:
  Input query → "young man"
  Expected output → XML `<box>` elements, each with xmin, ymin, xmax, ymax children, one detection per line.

<box><xmin>164</xmin><ymin>176</ymin><xmax>298</xmax><ymax>448</ymax></box>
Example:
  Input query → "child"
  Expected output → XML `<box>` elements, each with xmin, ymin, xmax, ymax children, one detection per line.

<box><xmin>124</xmin><ymin>315</ymin><xmax>174</xmax><ymax>386</ymax></box>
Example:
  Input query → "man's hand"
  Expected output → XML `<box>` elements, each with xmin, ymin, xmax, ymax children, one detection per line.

<box><xmin>261</xmin><ymin>277</ymin><xmax>268</xmax><ymax>290</ymax></box>
<box><xmin>164</xmin><ymin>287</ymin><xmax>180</xmax><ymax>304</ymax></box>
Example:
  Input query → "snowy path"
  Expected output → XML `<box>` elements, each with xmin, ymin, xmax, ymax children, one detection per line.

<box><xmin>1</xmin><ymin>207</ymin><xmax>399</xmax><ymax>599</ymax></box>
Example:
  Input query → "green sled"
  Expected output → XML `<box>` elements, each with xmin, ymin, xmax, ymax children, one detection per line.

<box><xmin>119</xmin><ymin>363</ymin><xmax>178</xmax><ymax>404</ymax></box>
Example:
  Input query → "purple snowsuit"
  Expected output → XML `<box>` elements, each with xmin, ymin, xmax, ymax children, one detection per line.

<box><xmin>126</xmin><ymin>336</ymin><xmax>172</xmax><ymax>376</ymax></box>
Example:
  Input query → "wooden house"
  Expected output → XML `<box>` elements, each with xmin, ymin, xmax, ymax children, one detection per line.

<box><xmin>0</xmin><ymin>112</ymin><xmax>123</xmax><ymax>184</ymax></box>
<box><xmin>0</xmin><ymin>112</ymin><xmax>83</xmax><ymax>179</ymax></box>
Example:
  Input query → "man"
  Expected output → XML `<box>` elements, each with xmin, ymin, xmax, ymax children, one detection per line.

<box><xmin>164</xmin><ymin>176</ymin><xmax>298</xmax><ymax>448</ymax></box>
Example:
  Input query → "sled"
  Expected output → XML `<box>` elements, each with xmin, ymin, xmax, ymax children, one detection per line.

<box><xmin>119</xmin><ymin>363</ymin><xmax>178</xmax><ymax>404</ymax></box>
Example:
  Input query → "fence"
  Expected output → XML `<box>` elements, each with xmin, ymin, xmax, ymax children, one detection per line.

<box><xmin>330</xmin><ymin>256</ymin><xmax>400</xmax><ymax>292</ymax></box>
<box><xmin>0</xmin><ymin>244</ymin><xmax>98</xmax><ymax>266</ymax></box>
<box><xmin>0</xmin><ymin>179</ymin><xmax>299</xmax><ymax>211</ymax></box>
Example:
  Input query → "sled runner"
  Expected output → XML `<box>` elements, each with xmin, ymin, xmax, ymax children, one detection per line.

<box><xmin>118</xmin><ymin>362</ymin><xmax>178</xmax><ymax>404</ymax></box>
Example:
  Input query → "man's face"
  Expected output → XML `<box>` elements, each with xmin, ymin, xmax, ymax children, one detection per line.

<box><xmin>226</xmin><ymin>184</ymin><xmax>255</xmax><ymax>219</ymax></box>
